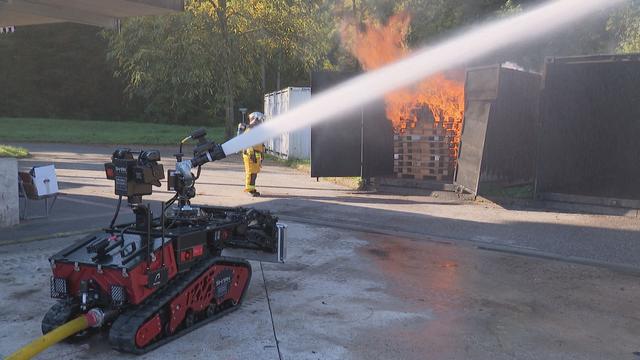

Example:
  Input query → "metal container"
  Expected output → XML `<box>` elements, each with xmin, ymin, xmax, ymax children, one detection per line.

<box><xmin>456</xmin><ymin>65</ymin><xmax>542</xmax><ymax>196</ymax></box>
<box><xmin>264</xmin><ymin>87</ymin><xmax>312</xmax><ymax>160</ymax></box>
<box><xmin>310</xmin><ymin>71</ymin><xmax>394</xmax><ymax>178</ymax></box>
<box><xmin>536</xmin><ymin>54</ymin><xmax>640</xmax><ymax>205</ymax></box>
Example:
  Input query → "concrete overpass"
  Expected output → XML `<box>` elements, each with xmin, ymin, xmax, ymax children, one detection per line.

<box><xmin>0</xmin><ymin>0</ymin><xmax>183</xmax><ymax>28</ymax></box>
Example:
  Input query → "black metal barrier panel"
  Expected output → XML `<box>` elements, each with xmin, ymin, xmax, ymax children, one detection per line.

<box><xmin>456</xmin><ymin>66</ymin><xmax>541</xmax><ymax>196</ymax></box>
<box><xmin>536</xmin><ymin>55</ymin><xmax>640</xmax><ymax>202</ymax></box>
<box><xmin>310</xmin><ymin>71</ymin><xmax>393</xmax><ymax>178</ymax></box>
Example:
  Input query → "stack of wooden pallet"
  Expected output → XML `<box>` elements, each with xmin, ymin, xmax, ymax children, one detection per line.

<box><xmin>394</xmin><ymin>108</ymin><xmax>456</xmax><ymax>181</ymax></box>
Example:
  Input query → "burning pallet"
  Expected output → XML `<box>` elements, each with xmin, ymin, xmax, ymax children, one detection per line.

<box><xmin>342</xmin><ymin>11</ymin><xmax>464</xmax><ymax>184</ymax></box>
<box><xmin>393</xmin><ymin>107</ymin><xmax>457</xmax><ymax>181</ymax></box>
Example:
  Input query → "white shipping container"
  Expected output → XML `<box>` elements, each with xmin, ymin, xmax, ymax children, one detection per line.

<box><xmin>263</xmin><ymin>87</ymin><xmax>311</xmax><ymax>160</ymax></box>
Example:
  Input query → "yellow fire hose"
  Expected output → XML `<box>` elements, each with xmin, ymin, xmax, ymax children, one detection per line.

<box><xmin>5</xmin><ymin>315</ymin><xmax>89</xmax><ymax>360</ymax></box>
<box><xmin>4</xmin><ymin>309</ymin><xmax>107</xmax><ymax>360</ymax></box>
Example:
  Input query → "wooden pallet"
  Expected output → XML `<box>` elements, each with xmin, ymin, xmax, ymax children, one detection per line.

<box><xmin>394</xmin><ymin>154</ymin><xmax>451</xmax><ymax>162</ymax></box>
<box><xmin>394</xmin><ymin>148</ymin><xmax>452</xmax><ymax>156</ymax></box>
<box><xmin>395</xmin><ymin>128</ymin><xmax>449</xmax><ymax>136</ymax></box>
<box><xmin>393</xmin><ymin>106</ymin><xmax>460</xmax><ymax>182</ymax></box>
<box><xmin>395</xmin><ymin>173</ymin><xmax>451</xmax><ymax>181</ymax></box>
<box><xmin>395</xmin><ymin>167</ymin><xmax>450</xmax><ymax>175</ymax></box>
<box><xmin>394</xmin><ymin>150</ymin><xmax>451</xmax><ymax>158</ymax></box>
<box><xmin>393</xmin><ymin>141</ymin><xmax>451</xmax><ymax>153</ymax></box>
<box><xmin>394</xmin><ymin>136</ymin><xmax>450</xmax><ymax>142</ymax></box>
<box><xmin>394</xmin><ymin>160</ymin><xmax>450</xmax><ymax>168</ymax></box>
<box><xmin>394</xmin><ymin>154</ymin><xmax>452</xmax><ymax>163</ymax></box>
<box><xmin>394</xmin><ymin>135</ymin><xmax>450</xmax><ymax>142</ymax></box>
<box><xmin>394</xmin><ymin>141</ymin><xmax>451</xmax><ymax>150</ymax></box>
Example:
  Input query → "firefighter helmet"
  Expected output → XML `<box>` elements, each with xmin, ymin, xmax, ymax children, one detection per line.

<box><xmin>248</xmin><ymin>112</ymin><xmax>264</xmax><ymax>125</ymax></box>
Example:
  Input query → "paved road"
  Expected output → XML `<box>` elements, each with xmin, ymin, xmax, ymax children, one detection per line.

<box><xmin>1</xmin><ymin>143</ymin><xmax>639</xmax><ymax>359</ymax></box>
<box><xmin>1</xmin><ymin>224</ymin><xmax>639</xmax><ymax>359</ymax></box>
<box><xmin>6</xmin><ymin>143</ymin><xmax>640</xmax><ymax>270</ymax></box>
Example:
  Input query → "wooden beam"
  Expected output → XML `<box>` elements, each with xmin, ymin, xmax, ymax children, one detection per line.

<box><xmin>0</xmin><ymin>0</ymin><xmax>117</xmax><ymax>28</ymax></box>
<box><xmin>0</xmin><ymin>9</ymin><xmax>63</xmax><ymax>27</ymax></box>
<box><xmin>25</xmin><ymin>0</ymin><xmax>183</xmax><ymax>17</ymax></box>
<box><xmin>0</xmin><ymin>0</ymin><xmax>183</xmax><ymax>27</ymax></box>
<box><xmin>127</xmin><ymin>0</ymin><xmax>183</xmax><ymax>12</ymax></box>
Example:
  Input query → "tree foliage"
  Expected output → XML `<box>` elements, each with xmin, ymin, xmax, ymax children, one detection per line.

<box><xmin>0</xmin><ymin>23</ymin><xmax>135</xmax><ymax>120</ymax></box>
<box><xmin>2</xmin><ymin>0</ymin><xmax>638</xmax><ymax>128</ymax></box>
<box><xmin>607</xmin><ymin>1</ymin><xmax>640</xmax><ymax>53</ymax></box>
<box><xmin>106</xmin><ymin>0</ymin><xmax>334</xmax><ymax>137</ymax></box>
<box><xmin>106</xmin><ymin>13</ymin><xmax>220</xmax><ymax>123</ymax></box>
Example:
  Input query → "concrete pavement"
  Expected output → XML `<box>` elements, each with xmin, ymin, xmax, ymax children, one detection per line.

<box><xmin>0</xmin><ymin>143</ymin><xmax>639</xmax><ymax>359</ymax></box>
<box><xmin>1</xmin><ymin>223</ymin><xmax>639</xmax><ymax>359</ymax></box>
<box><xmin>7</xmin><ymin>142</ymin><xmax>640</xmax><ymax>270</ymax></box>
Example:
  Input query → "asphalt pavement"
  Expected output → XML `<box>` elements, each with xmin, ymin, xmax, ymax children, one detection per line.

<box><xmin>6</xmin><ymin>142</ymin><xmax>640</xmax><ymax>271</ymax></box>
<box><xmin>1</xmin><ymin>222</ymin><xmax>639</xmax><ymax>359</ymax></box>
<box><xmin>0</xmin><ymin>143</ymin><xmax>639</xmax><ymax>359</ymax></box>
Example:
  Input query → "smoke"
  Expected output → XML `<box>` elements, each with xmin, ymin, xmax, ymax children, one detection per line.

<box><xmin>222</xmin><ymin>0</ymin><xmax>626</xmax><ymax>155</ymax></box>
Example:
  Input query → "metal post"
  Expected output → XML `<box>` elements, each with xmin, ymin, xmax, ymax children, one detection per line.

<box><xmin>239</xmin><ymin>108</ymin><xmax>248</xmax><ymax>125</ymax></box>
<box><xmin>360</xmin><ymin>106</ymin><xmax>365</xmax><ymax>179</ymax></box>
<box><xmin>146</xmin><ymin>205</ymin><xmax>151</xmax><ymax>271</ymax></box>
<box><xmin>160</xmin><ymin>202</ymin><xmax>165</xmax><ymax>267</ymax></box>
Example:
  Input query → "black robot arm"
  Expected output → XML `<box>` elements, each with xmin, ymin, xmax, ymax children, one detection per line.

<box><xmin>175</xmin><ymin>128</ymin><xmax>226</xmax><ymax>191</ymax></box>
<box><xmin>190</xmin><ymin>142</ymin><xmax>226</xmax><ymax>167</ymax></box>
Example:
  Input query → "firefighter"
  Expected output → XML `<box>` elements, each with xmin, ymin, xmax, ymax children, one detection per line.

<box><xmin>242</xmin><ymin>112</ymin><xmax>265</xmax><ymax>196</ymax></box>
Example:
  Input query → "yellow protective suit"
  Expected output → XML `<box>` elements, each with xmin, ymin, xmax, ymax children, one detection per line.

<box><xmin>242</xmin><ymin>129</ymin><xmax>265</xmax><ymax>192</ymax></box>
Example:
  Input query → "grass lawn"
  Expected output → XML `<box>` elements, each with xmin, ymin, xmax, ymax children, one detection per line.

<box><xmin>265</xmin><ymin>154</ymin><xmax>363</xmax><ymax>190</ymax></box>
<box><xmin>0</xmin><ymin>145</ymin><xmax>29</xmax><ymax>158</ymax></box>
<box><xmin>481</xmin><ymin>183</ymin><xmax>534</xmax><ymax>199</ymax></box>
<box><xmin>0</xmin><ymin>118</ymin><xmax>225</xmax><ymax>145</ymax></box>
<box><xmin>266</xmin><ymin>154</ymin><xmax>311</xmax><ymax>172</ymax></box>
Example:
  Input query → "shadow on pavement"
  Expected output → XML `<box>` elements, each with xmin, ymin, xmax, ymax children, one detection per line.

<box><xmin>260</xmin><ymin>193</ymin><xmax>461</xmax><ymax>206</ymax></box>
<box><xmin>5</xmin><ymin>190</ymin><xmax>640</xmax><ymax>271</ymax></box>
<box><xmin>195</xmin><ymin>181</ymin><xmax>352</xmax><ymax>193</ymax></box>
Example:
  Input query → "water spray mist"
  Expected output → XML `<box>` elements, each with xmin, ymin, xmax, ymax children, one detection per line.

<box><xmin>222</xmin><ymin>0</ymin><xmax>626</xmax><ymax>155</ymax></box>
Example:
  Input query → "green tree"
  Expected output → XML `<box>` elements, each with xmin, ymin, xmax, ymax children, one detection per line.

<box><xmin>106</xmin><ymin>12</ymin><xmax>224</xmax><ymax>125</ymax></box>
<box><xmin>493</xmin><ymin>0</ymin><xmax>613</xmax><ymax>71</ymax></box>
<box><xmin>326</xmin><ymin>0</ymin><xmax>514</xmax><ymax>49</ymax></box>
<box><xmin>0</xmin><ymin>23</ymin><xmax>134</xmax><ymax>120</ymax></box>
<box><xmin>106</xmin><ymin>0</ymin><xmax>333</xmax><ymax>139</ymax></box>
<box><xmin>608</xmin><ymin>1</ymin><xmax>640</xmax><ymax>53</ymax></box>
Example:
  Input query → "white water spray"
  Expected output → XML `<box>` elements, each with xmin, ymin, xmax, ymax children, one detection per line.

<box><xmin>222</xmin><ymin>0</ymin><xmax>626</xmax><ymax>155</ymax></box>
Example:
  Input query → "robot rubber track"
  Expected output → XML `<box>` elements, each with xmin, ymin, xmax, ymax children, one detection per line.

<box><xmin>109</xmin><ymin>256</ymin><xmax>252</xmax><ymax>354</ymax></box>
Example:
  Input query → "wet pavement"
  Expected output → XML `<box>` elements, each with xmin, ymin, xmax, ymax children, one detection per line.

<box><xmin>1</xmin><ymin>223</ymin><xmax>639</xmax><ymax>359</ymax></box>
<box><xmin>0</xmin><ymin>143</ymin><xmax>639</xmax><ymax>359</ymax></box>
<box><xmin>6</xmin><ymin>143</ymin><xmax>640</xmax><ymax>270</ymax></box>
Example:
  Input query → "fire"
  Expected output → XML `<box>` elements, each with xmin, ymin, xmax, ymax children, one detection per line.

<box><xmin>342</xmin><ymin>13</ymin><xmax>465</xmax><ymax>157</ymax></box>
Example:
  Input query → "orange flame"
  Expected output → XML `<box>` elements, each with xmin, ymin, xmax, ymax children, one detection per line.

<box><xmin>342</xmin><ymin>13</ymin><xmax>465</xmax><ymax>157</ymax></box>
